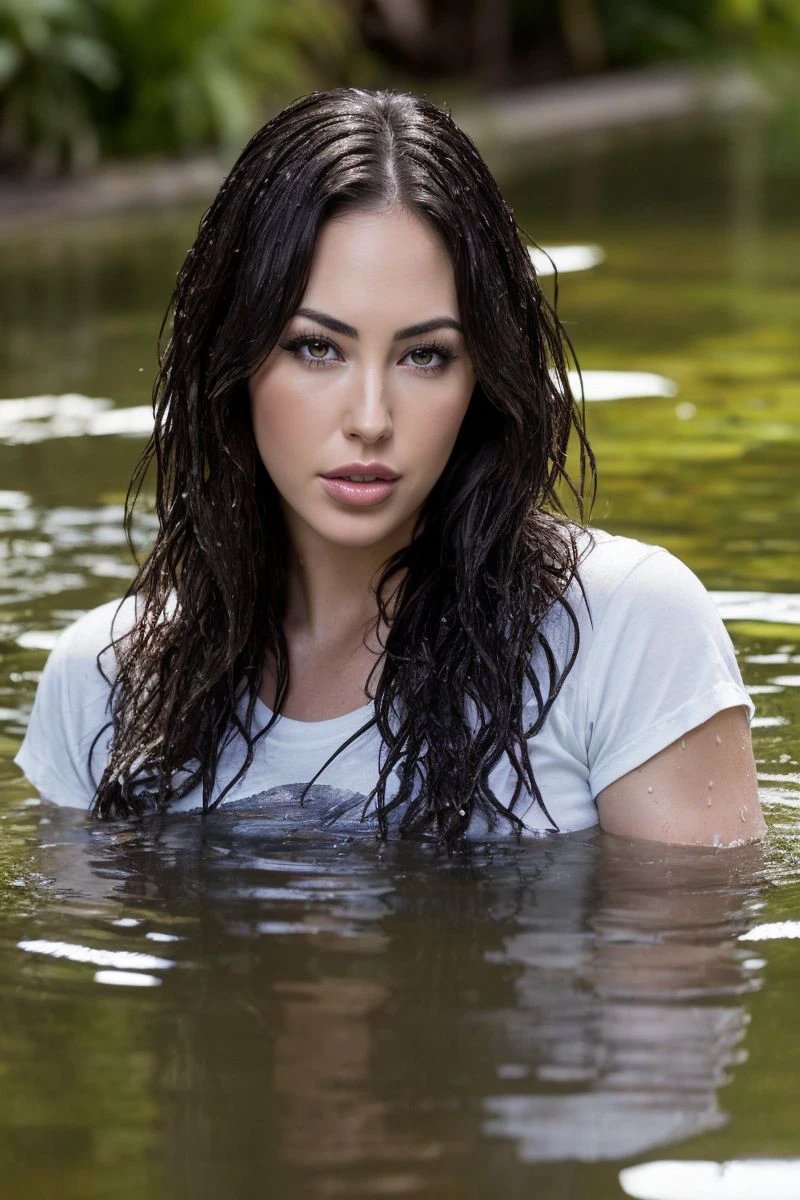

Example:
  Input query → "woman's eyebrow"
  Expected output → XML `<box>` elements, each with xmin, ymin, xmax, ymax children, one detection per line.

<box><xmin>295</xmin><ymin>307</ymin><xmax>464</xmax><ymax>341</ymax></box>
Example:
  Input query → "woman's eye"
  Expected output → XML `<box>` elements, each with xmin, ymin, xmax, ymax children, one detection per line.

<box><xmin>301</xmin><ymin>338</ymin><xmax>335</xmax><ymax>363</ymax></box>
<box><xmin>405</xmin><ymin>344</ymin><xmax>455</xmax><ymax>373</ymax></box>
<box><xmin>280</xmin><ymin>335</ymin><xmax>339</xmax><ymax>366</ymax></box>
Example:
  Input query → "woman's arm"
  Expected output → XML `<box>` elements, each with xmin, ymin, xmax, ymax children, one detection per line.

<box><xmin>595</xmin><ymin>704</ymin><xmax>765</xmax><ymax>846</ymax></box>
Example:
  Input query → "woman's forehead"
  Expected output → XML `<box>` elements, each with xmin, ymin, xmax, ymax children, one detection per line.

<box><xmin>298</xmin><ymin>208</ymin><xmax>459</xmax><ymax>325</ymax></box>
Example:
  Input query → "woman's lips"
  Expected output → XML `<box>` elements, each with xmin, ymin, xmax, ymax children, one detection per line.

<box><xmin>319</xmin><ymin>476</ymin><xmax>399</xmax><ymax>506</ymax></box>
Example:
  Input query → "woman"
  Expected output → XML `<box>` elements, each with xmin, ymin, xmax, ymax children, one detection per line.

<box><xmin>15</xmin><ymin>88</ymin><xmax>764</xmax><ymax>848</ymax></box>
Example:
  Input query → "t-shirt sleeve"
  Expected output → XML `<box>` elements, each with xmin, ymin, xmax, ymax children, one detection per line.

<box><xmin>583</xmin><ymin>548</ymin><xmax>755</xmax><ymax>798</ymax></box>
<box><xmin>13</xmin><ymin>602</ymin><xmax>125</xmax><ymax>809</ymax></box>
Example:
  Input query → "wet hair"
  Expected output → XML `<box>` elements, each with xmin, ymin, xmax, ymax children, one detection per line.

<box><xmin>90</xmin><ymin>86</ymin><xmax>596</xmax><ymax>846</ymax></box>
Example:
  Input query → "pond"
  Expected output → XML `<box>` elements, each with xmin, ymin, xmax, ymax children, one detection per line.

<box><xmin>1</xmin><ymin>108</ymin><xmax>799</xmax><ymax>1198</ymax></box>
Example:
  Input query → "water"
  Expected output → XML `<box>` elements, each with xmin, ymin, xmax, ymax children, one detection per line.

<box><xmin>1</xmin><ymin>109</ymin><xmax>800</xmax><ymax>1196</ymax></box>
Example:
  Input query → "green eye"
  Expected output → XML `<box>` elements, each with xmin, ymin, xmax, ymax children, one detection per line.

<box><xmin>404</xmin><ymin>342</ymin><xmax>455</xmax><ymax>373</ymax></box>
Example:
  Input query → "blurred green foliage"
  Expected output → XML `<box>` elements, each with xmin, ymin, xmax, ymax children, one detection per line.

<box><xmin>89</xmin><ymin>0</ymin><xmax>359</xmax><ymax>158</ymax></box>
<box><xmin>0</xmin><ymin>0</ymin><xmax>118</xmax><ymax>172</ymax></box>
<box><xmin>2</xmin><ymin>0</ymin><xmax>800</xmax><ymax>173</ymax></box>
<box><xmin>596</xmin><ymin>0</ymin><xmax>800</xmax><ymax>62</ymax></box>
<box><xmin>0</xmin><ymin>0</ymin><xmax>363</xmax><ymax>172</ymax></box>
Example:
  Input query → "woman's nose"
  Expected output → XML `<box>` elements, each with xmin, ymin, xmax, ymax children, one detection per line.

<box><xmin>342</xmin><ymin>366</ymin><xmax>393</xmax><ymax>442</ymax></box>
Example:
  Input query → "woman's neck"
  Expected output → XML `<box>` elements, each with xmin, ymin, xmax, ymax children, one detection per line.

<box><xmin>282</xmin><ymin>528</ymin><xmax>409</xmax><ymax>645</ymax></box>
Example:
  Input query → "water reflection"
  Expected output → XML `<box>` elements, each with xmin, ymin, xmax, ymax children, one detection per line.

<box><xmin>480</xmin><ymin>837</ymin><xmax>762</xmax><ymax>1162</ymax></box>
<box><xmin>620</xmin><ymin>1157</ymin><xmax>800</xmax><ymax>1200</ymax></box>
<box><xmin>529</xmin><ymin>243</ymin><xmax>606</xmax><ymax>275</ymax></box>
<box><xmin>714</xmin><ymin>592</ymin><xmax>800</xmax><ymax>626</ymax></box>
<box><xmin>0</xmin><ymin>394</ymin><xmax>152</xmax><ymax>444</ymax></box>
<box><xmin>0</xmin><ymin>806</ymin><xmax>767</xmax><ymax>1192</ymax></box>
<box><xmin>740</xmin><ymin>921</ymin><xmax>800</xmax><ymax>941</ymax></box>
<box><xmin>17</xmin><ymin>938</ymin><xmax>176</xmax><ymax>972</ymax></box>
<box><xmin>567</xmin><ymin>370</ymin><xmax>678</xmax><ymax>402</ymax></box>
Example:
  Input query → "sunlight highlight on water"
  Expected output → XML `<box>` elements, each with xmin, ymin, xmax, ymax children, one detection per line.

<box><xmin>94</xmin><ymin>969</ymin><xmax>163</xmax><ymax>987</ymax></box>
<box><xmin>529</xmin><ymin>243</ymin><xmax>606</xmax><ymax>275</ymax></box>
<box><xmin>17</xmin><ymin>939</ymin><xmax>176</xmax><ymax>971</ymax></box>
<box><xmin>713</xmin><ymin>593</ymin><xmax>800</xmax><ymax>626</ymax></box>
<box><xmin>569</xmin><ymin>370</ymin><xmax>679</xmax><ymax>401</ymax></box>
<box><xmin>739</xmin><ymin>921</ymin><xmax>800</xmax><ymax>941</ymax></box>
<box><xmin>0</xmin><ymin>394</ymin><xmax>153</xmax><ymax>443</ymax></box>
<box><xmin>620</xmin><ymin>1158</ymin><xmax>800</xmax><ymax>1200</ymax></box>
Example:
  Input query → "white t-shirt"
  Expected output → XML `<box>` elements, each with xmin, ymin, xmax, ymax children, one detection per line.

<box><xmin>14</xmin><ymin>528</ymin><xmax>754</xmax><ymax>835</ymax></box>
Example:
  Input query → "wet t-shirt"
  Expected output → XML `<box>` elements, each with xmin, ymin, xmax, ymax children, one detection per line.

<box><xmin>14</xmin><ymin>528</ymin><xmax>754</xmax><ymax>834</ymax></box>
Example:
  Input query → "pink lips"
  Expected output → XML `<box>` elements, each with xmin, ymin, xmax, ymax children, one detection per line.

<box><xmin>320</xmin><ymin>461</ymin><xmax>400</xmax><ymax>507</ymax></box>
<box><xmin>319</xmin><ymin>477</ymin><xmax>398</xmax><ymax>507</ymax></box>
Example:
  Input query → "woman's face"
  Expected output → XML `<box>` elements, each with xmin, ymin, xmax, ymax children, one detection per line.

<box><xmin>248</xmin><ymin>205</ymin><xmax>477</xmax><ymax>554</ymax></box>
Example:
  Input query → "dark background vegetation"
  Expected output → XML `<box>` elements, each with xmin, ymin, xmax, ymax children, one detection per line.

<box><xmin>1</xmin><ymin>0</ymin><xmax>799</xmax><ymax>175</ymax></box>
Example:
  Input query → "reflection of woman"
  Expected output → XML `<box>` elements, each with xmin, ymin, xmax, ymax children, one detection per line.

<box><xmin>15</xmin><ymin>88</ymin><xmax>763</xmax><ymax>847</ymax></box>
<box><xmin>99</xmin><ymin>827</ymin><xmax>758</xmax><ymax>1186</ymax></box>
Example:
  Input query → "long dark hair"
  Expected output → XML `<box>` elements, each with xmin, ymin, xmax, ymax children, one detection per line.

<box><xmin>90</xmin><ymin>86</ymin><xmax>596</xmax><ymax>845</ymax></box>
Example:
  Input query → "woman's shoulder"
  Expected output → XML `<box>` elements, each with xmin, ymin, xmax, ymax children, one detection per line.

<box><xmin>569</xmin><ymin>525</ymin><xmax>711</xmax><ymax>631</ymax></box>
<box><xmin>15</xmin><ymin>594</ymin><xmax>141</xmax><ymax>808</ymax></box>
<box><xmin>563</xmin><ymin>524</ymin><xmax>749</xmax><ymax>719</ymax></box>
<box><xmin>539</xmin><ymin>523</ymin><xmax>736</xmax><ymax>690</ymax></box>
<box><xmin>553</xmin><ymin>526</ymin><xmax>752</xmax><ymax>801</ymax></box>
<box><xmin>47</xmin><ymin>594</ymin><xmax>140</xmax><ymax>672</ymax></box>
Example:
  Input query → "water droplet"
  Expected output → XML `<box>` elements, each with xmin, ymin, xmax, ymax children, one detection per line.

<box><xmin>715</xmin><ymin>734</ymin><xmax>722</xmax><ymax>745</ymax></box>
<box><xmin>707</xmin><ymin>797</ymin><xmax>713</xmax><ymax>807</ymax></box>
<box><xmin>647</xmin><ymin>786</ymin><xmax>654</xmax><ymax>794</ymax></box>
<box><xmin>708</xmin><ymin>780</ymin><xmax>714</xmax><ymax>789</ymax></box>
<box><xmin>680</xmin><ymin>738</ymin><xmax>686</xmax><ymax>750</ymax></box>
<box><xmin>740</xmin><ymin>806</ymin><xmax>748</xmax><ymax>822</ymax></box>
